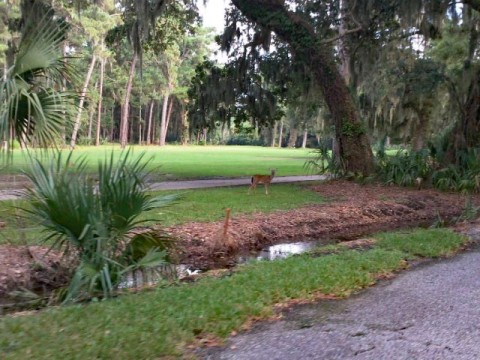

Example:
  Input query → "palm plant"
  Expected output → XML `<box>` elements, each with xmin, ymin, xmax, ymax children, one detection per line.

<box><xmin>0</xmin><ymin>13</ymin><xmax>76</xmax><ymax>148</ymax></box>
<box><xmin>23</xmin><ymin>150</ymin><xmax>177</xmax><ymax>303</ymax></box>
<box><xmin>305</xmin><ymin>136</ymin><xmax>344</xmax><ymax>177</ymax></box>
<box><xmin>376</xmin><ymin>149</ymin><xmax>432</xmax><ymax>187</ymax></box>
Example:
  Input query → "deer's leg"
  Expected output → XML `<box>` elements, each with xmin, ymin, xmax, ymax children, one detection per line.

<box><xmin>265</xmin><ymin>183</ymin><xmax>269</xmax><ymax>195</ymax></box>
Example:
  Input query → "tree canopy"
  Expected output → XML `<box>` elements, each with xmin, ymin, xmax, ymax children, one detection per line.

<box><xmin>2</xmin><ymin>0</ymin><xmax>480</xmax><ymax>174</ymax></box>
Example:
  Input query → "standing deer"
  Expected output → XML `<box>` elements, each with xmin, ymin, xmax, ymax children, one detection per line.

<box><xmin>248</xmin><ymin>169</ymin><xmax>276</xmax><ymax>195</ymax></box>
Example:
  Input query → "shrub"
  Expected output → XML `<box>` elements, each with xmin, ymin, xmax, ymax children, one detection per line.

<box><xmin>76</xmin><ymin>136</ymin><xmax>93</xmax><ymax>146</ymax></box>
<box><xmin>376</xmin><ymin>149</ymin><xmax>432</xmax><ymax>187</ymax></box>
<box><xmin>226</xmin><ymin>134</ymin><xmax>265</xmax><ymax>146</ymax></box>
<box><xmin>22</xmin><ymin>150</ymin><xmax>176</xmax><ymax>303</ymax></box>
<box><xmin>304</xmin><ymin>136</ymin><xmax>344</xmax><ymax>176</ymax></box>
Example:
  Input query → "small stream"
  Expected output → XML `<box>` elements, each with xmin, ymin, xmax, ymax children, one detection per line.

<box><xmin>236</xmin><ymin>240</ymin><xmax>334</xmax><ymax>263</ymax></box>
<box><xmin>120</xmin><ymin>240</ymin><xmax>331</xmax><ymax>289</ymax></box>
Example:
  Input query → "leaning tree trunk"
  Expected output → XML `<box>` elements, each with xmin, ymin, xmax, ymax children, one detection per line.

<box><xmin>87</xmin><ymin>80</ymin><xmax>98</xmax><ymax>139</ymax></box>
<box><xmin>95</xmin><ymin>57</ymin><xmax>105</xmax><ymax>146</ymax></box>
<box><xmin>120</xmin><ymin>52</ymin><xmax>138</xmax><ymax>149</ymax></box>
<box><xmin>302</xmin><ymin>129</ymin><xmax>308</xmax><ymax>148</ymax></box>
<box><xmin>70</xmin><ymin>54</ymin><xmax>97</xmax><ymax>149</ymax></box>
<box><xmin>146</xmin><ymin>100</ymin><xmax>154</xmax><ymax>145</ymax></box>
<box><xmin>164</xmin><ymin>98</ymin><xmax>174</xmax><ymax>142</ymax></box>
<box><xmin>231</xmin><ymin>0</ymin><xmax>374</xmax><ymax>174</ymax></box>
<box><xmin>159</xmin><ymin>93</ymin><xmax>169</xmax><ymax>146</ymax></box>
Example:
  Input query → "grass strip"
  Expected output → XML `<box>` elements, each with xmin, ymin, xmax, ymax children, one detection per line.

<box><xmin>0</xmin><ymin>228</ymin><xmax>466</xmax><ymax>359</ymax></box>
<box><xmin>0</xmin><ymin>184</ymin><xmax>325</xmax><ymax>245</ymax></box>
<box><xmin>375</xmin><ymin>228</ymin><xmax>466</xmax><ymax>258</ymax></box>
<box><xmin>145</xmin><ymin>183</ymin><xmax>325</xmax><ymax>226</ymax></box>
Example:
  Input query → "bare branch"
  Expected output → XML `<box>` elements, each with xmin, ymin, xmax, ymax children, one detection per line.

<box><xmin>321</xmin><ymin>26</ymin><xmax>362</xmax><ymax>44</ymax></box>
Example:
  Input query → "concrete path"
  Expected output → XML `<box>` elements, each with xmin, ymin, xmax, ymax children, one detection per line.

<box><xmin>149</xmin><ymin>175</ymin><xmax>325</xmax><ymax>191</ymax></box>
<box><xmin>0</xmin><ymin>175</ymin><xmax>326</xmax><ymax>201</ymax></box>
<box><xmin>204</xmin><ymin>238</ymin><xmax>480</xmax><ymax>359</ymax></box>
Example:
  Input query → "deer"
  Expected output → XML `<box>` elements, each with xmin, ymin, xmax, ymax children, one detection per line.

<box><xmin>248</xmin><ymin>169</ymin><xmax>276</xmax><ymax>195</ymax></box>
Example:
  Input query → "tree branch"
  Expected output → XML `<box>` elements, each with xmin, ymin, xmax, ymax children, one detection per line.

<box><xmin>321</xmin><ymin>26</ymin><xmax>362</xmax><ymax>44</ymax></box>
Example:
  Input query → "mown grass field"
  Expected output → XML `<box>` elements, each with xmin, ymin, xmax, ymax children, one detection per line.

<box><xmin>0</xmin><ymin>145</ymin><xmax>316</xmax><ymax>179</ymax></box>
<box><xmin>0</xmin><ymin>228</ymin><xmax>467</xmax><ymax>359</ymax></box>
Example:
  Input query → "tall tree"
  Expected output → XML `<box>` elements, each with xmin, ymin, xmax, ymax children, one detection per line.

<box><xmin>229</xmin><ymin>0</ymin><xmax>374</xmax><ymax>174</ymax></box>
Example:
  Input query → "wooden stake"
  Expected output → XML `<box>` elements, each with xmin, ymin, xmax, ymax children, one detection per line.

<box><xmin>223</xmin><ymin>208</ymin><xmax>231</xmax><ymax>237</ymax></box>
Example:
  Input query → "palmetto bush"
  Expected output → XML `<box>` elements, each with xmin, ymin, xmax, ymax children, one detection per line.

<box><xmin>376</xmin><ymin>147</ymin><xmax>480</xmax><ymax>193</ymax></box>
<box><xmin>376</xmin><ymin>149</ymin><xmax>432</xmax><ymax>187</ymax></box>
<box><xmin>305</xmin><ymin>136</ymin><xmax>344</xmax><ymax>177</ymax></box>
<box><xmin>23</xmin><ymin>150</ymin><xmax>176</xmax><ymax>303</ymax></box>
<box><xmin>0</xmin><ymin>13</ymin><xmax>76</xmax><ymax>148</ymax></box>
<box><xmin>432</xmin><ymin>148</ymin><xmax>480</xmax><ymax>193</ymax></box>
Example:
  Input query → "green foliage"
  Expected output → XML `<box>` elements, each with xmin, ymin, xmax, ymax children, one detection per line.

<box><xmin>76</xmin><ymin>136</ymin><xmax>93</xmax><ymax>146</ymax></box>
<box><xmin>430</xmin><ymin>147</ymin><xmax>480</xmax><ymax>192</ymax></box>
<box><xmin>376</xmin><ymin>149</ymin><xmax>432</xmax><ymax>187</ymax></box>
<box><xmin>226</xmin><ymin>133</ymin><xmax>265</xmax><ymax>146</ymax></box>
<box><xmin>187</xmin><ymin>58</ymin><xmax>284</xmax><ymax>130</ymax></box>
<box><xmin>376</xmin><ymin>146</ymin><xmax>480</xmax><ymax>193</ymax></box>
<box><xmin>22</xmin><ymin>150</ymin><xmax>176</xmax><ymax>302</ymax></box>
<box><xmin>0</xmin><ymin>228</ymin><xmax>466</xmax><ymax>359</ymax></box>
<box><xmin>0</xmin><ymin>12</ymin><xmax>76</xmax><ymax>148</ymax></box>
<box><xmin>304</xmin><ymin>137</ymin><xmax>344</xmax><ymax>176</ymax></box>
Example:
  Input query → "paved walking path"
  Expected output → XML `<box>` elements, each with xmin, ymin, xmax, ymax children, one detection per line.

<box><xmin>204</xmin><ymin>230</ymin><xmax>480</xmax><ymax>360</ymax></box>
<box><xmin>0</xmin><ymin>175</ymin><xmax>326</xmax><ymax>201</ymax></box>
<box><xmin>149</xmin><ymin>175</ymin><xmax>326</xmax><ymax>191</ymax></box>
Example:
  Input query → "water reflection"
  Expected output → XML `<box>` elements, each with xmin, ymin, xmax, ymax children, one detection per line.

<box><xmin>120</xmin><ymin>240</ymin><xmax>330</xmax><ymax>289</ymax></box>
<box><xmin>119</xmin><ymin>264</ymin><xmax>200</xmax><ymax>289</ymax></box>
<box><xmin>256</xmin><ymin>242</ymin><xmax>317</xmax><ymax>261</ymax></box>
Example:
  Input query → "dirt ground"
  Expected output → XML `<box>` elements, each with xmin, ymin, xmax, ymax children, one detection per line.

<box><xmin>0</xmin><ymin>180</ymin><xmax>479</xmax><ymax>299</ymax></box>
<box><xmin>168</xmin><ymin>180</ymin><xmax>480</xmax><ymax>269</ymax></box>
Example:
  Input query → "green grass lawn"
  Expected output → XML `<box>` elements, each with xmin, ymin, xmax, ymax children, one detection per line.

<box><xmin>0</xmin><ymin>145</ymin><xmax>316</xmax><ymax>179</ymax></box>
<box><xmin>0</xmin><ymin>183</ymin><xmax>324</xmax><ymax>245</ymax></box>
<box><xmin>0</xmin><ymin>228</ymin><xmax>467</xmax><ymax>359</ymax></box>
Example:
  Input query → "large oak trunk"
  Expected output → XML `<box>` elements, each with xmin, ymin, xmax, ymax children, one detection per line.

<box><xmin>231</xmin><ymin>0</ymin><xmax>374</xmax><ymax>174</ymax></box>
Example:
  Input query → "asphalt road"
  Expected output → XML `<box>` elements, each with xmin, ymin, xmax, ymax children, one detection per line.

<box><xmin>204</xmin><ymin>233</ymin><xmax>480</xmax><ymax>360</ymax></box>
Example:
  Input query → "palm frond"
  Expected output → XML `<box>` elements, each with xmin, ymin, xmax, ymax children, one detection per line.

<box><xmin>0</xmin><ymin>11</ymin><xmax>77</xmax><ymax>148</ymax></box>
